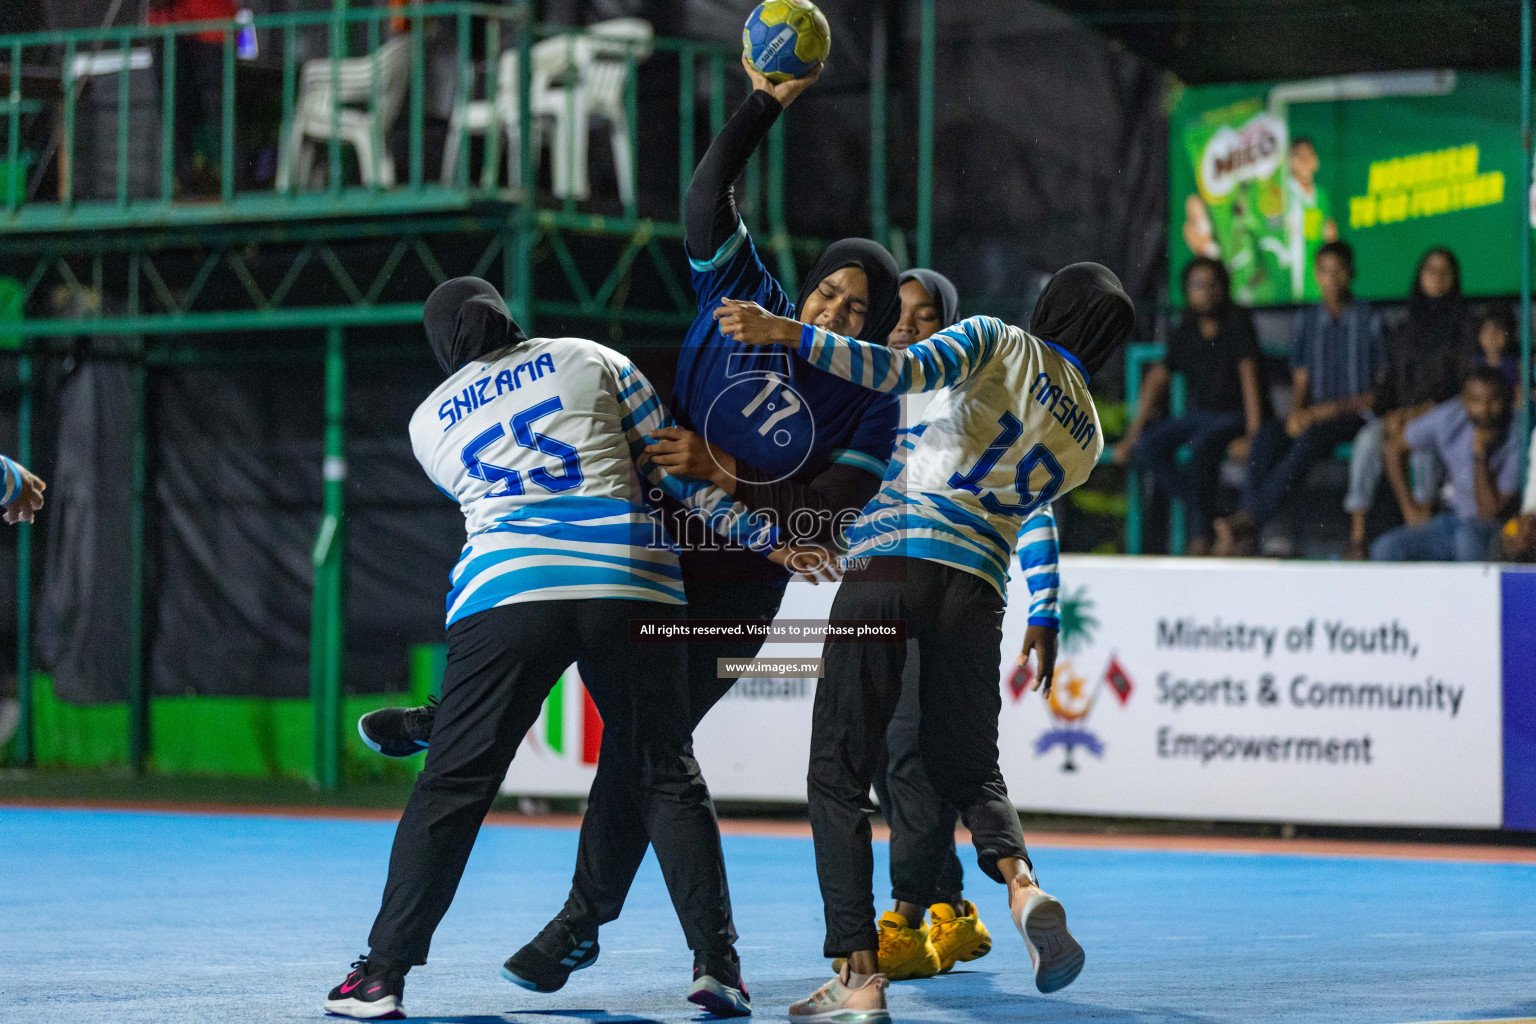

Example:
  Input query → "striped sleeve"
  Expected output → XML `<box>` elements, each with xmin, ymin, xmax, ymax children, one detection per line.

<box><xmin>613</xmin><ymin>358</ymin><xmax>778</xmax><ymax>553</ymax></box>
<box><xmin>1524</xmin><ymin>426</ymin><xmax>1536</xmax><ymax>515</ymax></box>
<box><xmin>797</xmin><ymin>315</ymin><xmax>1002</xmax><ymax>394</ymax></box>
<box><xmin>0</xmin><ymin>456</ymin><xmax>20</xmax><ymax>504</ymax></box>
<box><xmin>830</xmin><ymin>447</ymin><xmax>888</xmax><ymax>476</ymax></box>
<box><xmin>1015</xmin><ymin>506</ymin><xmax>1060</xmax><ymax>629</ymax></box>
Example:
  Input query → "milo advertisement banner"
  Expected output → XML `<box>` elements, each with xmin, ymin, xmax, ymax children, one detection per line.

<box><xmin>1171</xmin><ymin>72</ymin><xmax>1522</xmax><ymax>305</ymax></box>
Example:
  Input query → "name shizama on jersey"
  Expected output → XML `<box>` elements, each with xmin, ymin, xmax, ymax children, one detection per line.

<box><xmin>436</xmin><ymin>352</ymin><xmax>558</xmax><ymax>430</ymax></box>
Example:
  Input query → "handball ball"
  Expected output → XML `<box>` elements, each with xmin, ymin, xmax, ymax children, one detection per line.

<box><xmin>743</xmin><ymin>0</ymin><xmax>831</xmax><ymax>84</ymax></box>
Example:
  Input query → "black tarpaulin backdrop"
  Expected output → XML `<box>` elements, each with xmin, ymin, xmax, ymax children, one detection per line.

<box><xmin>36</xmin><ymin>350</ymin><xmax>463</xmax><ymax>702</ymax></box>
<box><xmin>35</xmin><ymin>359</ymin><xmax>135</xmax><ymax>698</ymax></box>
<box><xmin>30</xmin><ymin>0</ymin><xmax>1167</xmax><ymax>702</ymax></box>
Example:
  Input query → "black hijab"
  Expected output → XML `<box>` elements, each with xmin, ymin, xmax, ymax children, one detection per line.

<box><xmin>1029</xmin><ymin>262</ymin><xmax>1135</xmax><ymax>378</ymax></box>
<box><xmin>423</xmin><ymin>277</ymin><xmax>528</xmax><ymax>375</ymax></box>
<box><xmin>1401</xmin><ymin>246</ymin><xmax>1464</xmax><ymax>357</ymax></box>
<box><xmin>794</xmin><ymin>238</ymin><xmax>901</xmax><ymax>343</ymax></box>
<box><xmin>1374</xmin><ymin>248</ymin><xmax>1465</xmax><ymax>410</ymax></box>
<box><xmin>898</xmin><ymin>268</ymin><xmax>960</xmax><ymax>329</ymax></box>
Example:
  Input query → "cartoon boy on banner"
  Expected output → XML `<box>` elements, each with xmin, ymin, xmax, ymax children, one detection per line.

<box><xmin>1180</xmin><ymin>100</ymin><xmax>1335</xmax><ymax>304</ymax></box>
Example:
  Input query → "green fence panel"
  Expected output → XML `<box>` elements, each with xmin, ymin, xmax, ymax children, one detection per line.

<box><xmin>18</xmin><ymin>674</ymin><xmax>424</xmax><ymax>782</ymax></box>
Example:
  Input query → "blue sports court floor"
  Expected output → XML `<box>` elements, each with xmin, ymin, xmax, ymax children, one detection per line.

<box><xmin>2</xmin><ymin>806</ymin><xmax>1533</xmax><ymax>1024</ymax></box>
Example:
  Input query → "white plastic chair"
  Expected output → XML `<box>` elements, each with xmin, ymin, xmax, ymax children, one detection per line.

<box><xmin>443</xmin><ymin>50</ymin><xmax>513</xmax><ymax>188</ymax></box>
<box><xmin>441</xmin><ymin>37</ymin><xmax>573</xmax><ymax>192</ymax></box>
<box><xmin>566</xmin><ymin>18</ymin><xmax>653</xmax><ymax>205</ymax></box>
<box><xmin>441</xmin><ymin>48</ymin><xmax>543</xmax><ymax>190</ymax></box>
<box><xmin>442</xmin><ymin>19</ymin><xmax>652</xmax><ymax>203</ymax></box>
<box><xmin>278</xmin><ymin>35</ymin><xmax>410</xmax><ymax>191</ymax></box>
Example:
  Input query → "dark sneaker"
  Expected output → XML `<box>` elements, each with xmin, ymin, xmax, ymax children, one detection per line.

<box><xmin>688</xmin><ymin>948</ymin><xmax>751</xmax><ymax>1017</ymax></box>
<box><xmin>358</xmin><ymin>698</ymin><xmax>437</xmax><ymax>758</ymax></box>
<box><xmin>324</xmin><ymin>955</ymin><xmax>405</xmax><ymax>1019</ymax></box>
<box><xmin>501</xmin><ymin>919</ymin><xmax>600</xmax><ymax>993</ymax></box>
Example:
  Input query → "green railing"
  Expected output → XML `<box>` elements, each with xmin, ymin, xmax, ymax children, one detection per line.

<box><xmin>0</xmin><ymin>3</ymin><xmax>831</xmax><ymax>346</ymax></box>
<box><xmin>0</xmin><ymin>4</ymin><xmax>796</xmax><ymax>244</ymax></box>
<box><xmin>1</xmin><ymin>3</ymin><xmax>520</xmax><ymax>221</ymax></box>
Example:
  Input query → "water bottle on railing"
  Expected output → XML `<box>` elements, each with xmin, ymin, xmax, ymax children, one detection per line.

<box><xmin>236</xmin><ymin>9</ymin><xmax>258</xmax><ymax>61</ymax></box>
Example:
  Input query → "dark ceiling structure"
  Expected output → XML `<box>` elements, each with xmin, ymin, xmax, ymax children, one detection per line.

<box><xmin>1044</xmin><ymin>0</ymin><xmax>1522</xmax><ymax>84</ymax></box>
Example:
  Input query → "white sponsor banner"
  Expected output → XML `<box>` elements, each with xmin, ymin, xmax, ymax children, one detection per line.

<box><xmin>688</xmin><ymin>581</ymin><xmax>833</xmax><ymax>801</ymax></box>
<box><xmin>504</xmin><ymin>558</ymin><xmax>1504</xmax><ymax>828</ymax></box>
<box><xmin>998</xmin><ymin>557</ymin><xmax>1503</xmax><ymax>828</ymax></box>
<box><xmin>499</xmin><ymin>580</ymin><xmax>833</xmax><ymax>802</ymax></box>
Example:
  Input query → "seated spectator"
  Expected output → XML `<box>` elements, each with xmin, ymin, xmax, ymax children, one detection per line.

<box><xmin>1371</xmin><ymin>366</ymin><xmax>1520</xmax><ymax>562</ymax></box>
<box><xmin>1214</xmin><ymin>240</ymin><xmax>1385</xmax><ymax>556</ymax></box>
<box><xmin>1472</xmin><ymin>303</ymin><xmax>1520</xmax><ymax>390</ymax></box>
<box><xmin>1114</xmin><ymin>257</ymin><xmax>1266</xmax><ymax>555</ymax></box>
<box><xmin>1343</xmin><ymin>247</ymin><xmax>1466</xmax><ymax>558</ymax></box>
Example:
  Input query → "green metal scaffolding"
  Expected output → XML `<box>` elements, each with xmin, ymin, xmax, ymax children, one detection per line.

<box><xmin>0</xmin><ymin>0</ymin><xmax>940</xmax><ymax>788</ymax></box>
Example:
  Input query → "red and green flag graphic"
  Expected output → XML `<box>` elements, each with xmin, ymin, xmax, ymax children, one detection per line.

<box><xmin>540</xmin><ymin>670</ymin><xmax>603</xmax><ymax>765</ymax></box>
<box><xmin>1103</xmin><ymin>657</ymin><xmax>1133</xmax><ymax>705</ymax></box>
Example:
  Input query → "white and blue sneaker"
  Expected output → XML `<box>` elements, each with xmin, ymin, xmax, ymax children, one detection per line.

<box><xmin>1012</xmin><ymin>887</ymin><xmax>1085</xmax><ymax>993</ymax></box>
<box><xmin>357</xmin><ymin>698</ymin><xmax>437</xmax><ymax>758</ymax></box>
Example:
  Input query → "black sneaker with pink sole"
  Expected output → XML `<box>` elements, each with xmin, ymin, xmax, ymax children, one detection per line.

<box><xmin>688</xmin><ymin>947</ymin><xmax>751</xmax><ymax>1017</ymax></box>
<box><xmin>324</xmin><ymin>955</ymin><xmax>405</xmax><ymax>1020</ymax></box>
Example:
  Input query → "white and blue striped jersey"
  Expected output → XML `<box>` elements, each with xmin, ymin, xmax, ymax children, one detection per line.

<box><xmin>802</xmin><ymin>315</ymin><xmax>1101</xmax><ymax>604</ymax></box>
<box><xmin>0</xmin><ymin>454</ymin><xmax>24</xmax><ymax>504</ymax></box>
<box><xmin>409</xmin><ymin>337</ymin><xmax>772</xmax><ymax>627</ymax></box>
<box><xmin>898</xmin><ymin>390</ymin><xmax>1062</xmax><ymax>628</ymax></box>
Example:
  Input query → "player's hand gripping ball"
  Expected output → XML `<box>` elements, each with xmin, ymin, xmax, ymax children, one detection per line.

<box><xmin>743</xmin><ymin>0</ymin><xmax>831</xmax><ymax>84</ymax></box>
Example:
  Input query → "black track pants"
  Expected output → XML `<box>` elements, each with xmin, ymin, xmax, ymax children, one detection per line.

<box><xmin>809</xmin><ymin>557</ymin><xmax>1030</xmax><ymax>957</ymax></box>
<box><xmin>366</xmin><ymin>599</ymin><xmax>734</xmax><ymax>966</ymax></box>
<box><xmin>870</xmin><ymin>638</ymin><xmax>966</xmax><ymax>909</ymax></box>
<box><xmin>557</xmin><ymin>576</ymin><xmax>787</xmax><ymax>937</ymax></box>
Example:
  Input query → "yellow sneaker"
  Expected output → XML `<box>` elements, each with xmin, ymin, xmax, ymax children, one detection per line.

<box><xmin>832</xmin><ymin>911</ymin><xmax>942</xmax><ymax>981</ymax></box>
<box><xmin>928</xmin><ymin>901</ymin><xmax>993</xmax><ymax>972</ymax></box>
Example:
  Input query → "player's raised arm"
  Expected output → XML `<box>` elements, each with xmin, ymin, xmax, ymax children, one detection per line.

<box><xmin>684</xmin><ymin>56</ymin><xmax>820</xmax><ymax>270</ymax></box>
<box><xmin>713</xmin><ymin>299</ymin><xmax>1001</xmax><ymax>394</ymax></box>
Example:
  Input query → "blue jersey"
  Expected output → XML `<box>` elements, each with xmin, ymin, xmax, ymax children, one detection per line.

<box><xmin>676</xmin><ymin>220</ymin><xmax>900</xmax><ymax>487</ymax></box>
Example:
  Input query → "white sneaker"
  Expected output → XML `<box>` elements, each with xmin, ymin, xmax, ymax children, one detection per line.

<box><xmin>787</xmin><ymin>964</ymin><xmax>890</xmax><ymax>1023</ymax></box>
<box><xmin>1012</xmin><ymin>889</ymin><xmax>1085</xmax><ymax>993</ymax></box>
